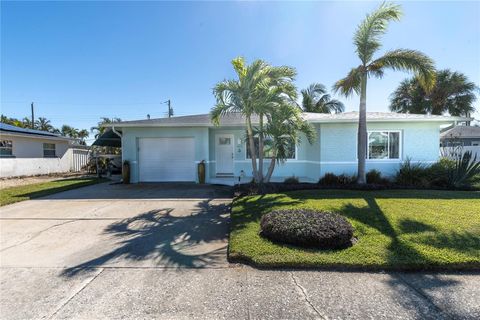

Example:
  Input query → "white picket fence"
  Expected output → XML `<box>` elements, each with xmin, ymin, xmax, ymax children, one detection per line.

<box><xmin>69</xmin><ymin>148</ymin><xmax>90</xmax><ymax>172</ymax></box>
<box><xmin>440</xmin><ymin>146</ymin><xmax>480</xmax><ymax>160</ymax></box>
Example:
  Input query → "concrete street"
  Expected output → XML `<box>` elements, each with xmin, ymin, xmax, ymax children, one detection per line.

<box><xmin>1</xmin><ymin>182</ymin><xmax>478</xmax><ymax>319</ymax></box>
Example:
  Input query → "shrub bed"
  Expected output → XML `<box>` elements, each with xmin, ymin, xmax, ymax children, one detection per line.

<box><xmin>260</xmin><ymin>209</ymin><xmax>355</xmax><ymax>249</ymax></box>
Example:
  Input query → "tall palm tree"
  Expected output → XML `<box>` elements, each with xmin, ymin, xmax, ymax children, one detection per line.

<box><xmin>35</xmin><ymin>117</ymin><xmax>54</xmax><ymax>132</ymax></box>
<box><xmin>390</xmin><ymin>69</ymin><xmax>477</xmax><ymax>117</ymax></box>
<box><xmin>333</xmin><ymin>2</ymin><xmax>436</xmax><ymax>184</ymax></box>
<box><xmin>211</xmin><ymin>57</ymin><xmax>297</xmax><ymax>183</ymax></box>
<box><xmin>91</xmin><ymin>117</ymin><xmax>122</xmax><ymax>139</ymax></box>
<box><xmin>301</xmin><ymin>83</ymin><xmax>345</xmax><ymax>113</ymax></box>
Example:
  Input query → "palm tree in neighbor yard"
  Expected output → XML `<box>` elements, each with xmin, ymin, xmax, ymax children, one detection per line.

<box><xmin>333</xmin><ymin>2</ymin><xmax>436</xmax><ymax>184</ymax></box>
<box><xmin>390</xmin><ymin>69</ymin><xmax>478</xmax><ymax>117</ymax></box>
<box><xmin>301</xmin><ymin>83</ymin><xmax>344</xmax><ymax>113</ymax></box>
<box><xmin>35</xmin><ymin>117</ymin><xmax>54</xmax><ymax>132</ymax></box>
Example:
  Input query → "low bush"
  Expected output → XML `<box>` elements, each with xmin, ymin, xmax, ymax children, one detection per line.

<box><xmin>366</xmin><ymin>169</ymin><xmax>389</xmax><ymax>184</ymax></box>
<box><xmin>318</xmin><ymin>172</ymin><xmax>339</xmax><ymax>185</ymax></box>
<box><xmin>283</xmin><ymin>176</ymin><xmax>300</xmax><ymax>184</ymax></box>
<box><xmin>395</xmin><ymin>158</ymin><xmax>431</xmax><ymax>187</ymax></box>
<box><xmin>260</xmin><ymin>209</ymin><xmax>355</xmax><ymax>249</ymax></box>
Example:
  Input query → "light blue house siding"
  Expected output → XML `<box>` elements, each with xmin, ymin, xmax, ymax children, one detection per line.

<box><xmin>120</xmin><ymin>121</ymin><xmax>443</xmax><ymax>183</ymax></box>
<box><xmin>318</xmin><ymin>122</ymin><xmax>441</xmax><ymax>177</ymax></box>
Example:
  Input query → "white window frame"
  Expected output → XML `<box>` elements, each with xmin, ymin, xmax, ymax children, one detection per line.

<box><xmin>245</xmin><ymin>136</ymin><xmax>297</xmax><ymax>161</ymax></box>
<box><xmin>367</xmin><ymin>130</ymin><xmax>402</xmax><ymax>161</ymax></box>
<box><xmin>0</xmin><ymin>140</ymin><xmax>13</xmax><ymax>157</ymax></box>
<box><xmin>43</xmin><ymin>143</ymin><xmax>56</xmax><ymax>158</ymax></box>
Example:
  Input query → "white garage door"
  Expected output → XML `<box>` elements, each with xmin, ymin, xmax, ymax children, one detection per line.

<box><xmin>138</xmin><ymin>137</ymin><xmax>196</xmax><ymax>182</ymax></box>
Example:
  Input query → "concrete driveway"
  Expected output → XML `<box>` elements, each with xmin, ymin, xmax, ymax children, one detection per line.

<box><xmin>1</xmin><ymin>182</ymin><xmax>479</xmax><ymax>319</ymax></box>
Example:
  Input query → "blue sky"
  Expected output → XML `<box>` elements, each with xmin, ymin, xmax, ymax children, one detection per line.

<box><xmin>1</xmin><ymin>1</ymin><xmax>479</xmax><ymax>143</ymax></box>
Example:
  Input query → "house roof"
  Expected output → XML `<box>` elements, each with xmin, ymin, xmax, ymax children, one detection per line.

<box><xmin>440</xmin><ymin>125</ymin><xmax>480</xmax><ymax>139</ymax></box>
<box><xmin>0</xmin><ymin>122</ymin><xmax>72</xmax><ymax>141</ymax></box>
<box><xmin>104</xmin><ymin>112</ymin><xmax>470</xmax><ymax>128</ymax></box>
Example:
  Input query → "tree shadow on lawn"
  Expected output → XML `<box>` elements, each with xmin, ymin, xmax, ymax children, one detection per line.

<box><xmin>288</xmin><ymin>188</ymin><xmax>480</xmax><ymax>200</ymax></box>
<box><xmin>62</xmin><ymin>199</ymin><xmax>230</xmax><ymax>277</ymax></box>
<box><xmin>231</xmin><ymin>194</ymin><xmax>303</xmax><ymax>229</ymax></box>
<box><xmin>340</xmin><ymin>197</ymin><xmax>477</xmax><ymax>319</ymax></box>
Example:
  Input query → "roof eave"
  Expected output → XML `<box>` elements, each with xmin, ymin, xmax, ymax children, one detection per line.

<box><xmin>0</xmin><ymin>131</ymin><xmax>74</xmax><ymax>141</ymax></box>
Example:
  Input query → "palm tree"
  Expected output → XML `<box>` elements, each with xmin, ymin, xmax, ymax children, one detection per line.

<box><xmin>61</xmin><ymin>125</ymin><xmax>79</xmax><ymax>138</ymax></box>
<box><xmin>390</xmin><ymin>69</ymin><xmax>478</xmax><ymax>117</ymax></box>
<box><xmin>22</xmin><ymin>117</ymin><xmax>34</xmax><ymax>129</ymax></box>
<box><xmin>77</xmin><ymin>129</ymin><xmax>89</xmax><ymax>145</ymax></box>
<box><xmin>264</xmin><ymin>102</ymin><xmax>315</xmax><ymax>182</ymax></box>
<box><xmin>301</xmin><ymin>83</ymin><xmax>345</xmax><ymax>113</ymax></box>
<box><xmin>211</xmin><ymin>57</ymin><xmax>297</xmax><ymax>183</ymax></box>
<box><xmin>333</xmin><ymin>2</ymin><xmax>436</xmax><ymax>184</ymax></box>
<box><xmin>35</xmin><ymin>117</ymin><xmax>54</xmax><ymax>132</ymax></box>
<box><xmin>91</xmin><ymin>117</ymin><xmax>122</xmax><ymax>139</ymax></box>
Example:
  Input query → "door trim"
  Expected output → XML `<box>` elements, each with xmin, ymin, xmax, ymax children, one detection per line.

<box><xmin>215</xmin><ymin>134</ymin><xmax>234</xmax><ymax>175</ymax></box>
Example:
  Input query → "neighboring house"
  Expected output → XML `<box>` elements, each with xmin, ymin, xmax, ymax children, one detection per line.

<box><xmin>0</xmin><ymin>123</ymin><xmax>88</xmax><ymax>178</ymax></box>
<box><xmin>105</xmin><ymin>112</ymin><xmax>469</xmax><ymax>184</ymax></box>
<box><xmin>440</xmin><ymin>125</ymin><xmax>480</xmax><ymax>158</ymax></box>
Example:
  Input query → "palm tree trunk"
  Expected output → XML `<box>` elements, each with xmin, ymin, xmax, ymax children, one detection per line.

<box><xmin>258</xmin><ymin>115</ymin><xmax>264</xmax><ymax>183</ymax></box>
<box><xmin>265</xmin><ymin>157</ymin><xmax>276</xmax><ymax>182</ymax></box>
<box><xmin>357</xmin><ymin>73</ymin><xmax>368</xmax><ymax>184</ymax></box>
<box><xmin>246</xmin><ymin>116</ymin><xmax>259</xmax><ymax>182</ymax></box>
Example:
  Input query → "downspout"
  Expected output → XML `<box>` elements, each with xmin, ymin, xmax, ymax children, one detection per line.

<box><xmin>112</xmin><ymin>126</ymin><xmax>122</xmax><ymax>138</ymax></box>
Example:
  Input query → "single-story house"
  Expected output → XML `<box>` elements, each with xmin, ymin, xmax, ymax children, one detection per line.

<box><xmin>0</xmin><ymin>123</ymin><xmax>86</xmax><ymax>178</ymax></box>
<box><xmin>105</xmin><ymin>112</ymin><xmax>470</xmax><ymax>184</ymax></box>
<box><xmin>440</xmin><ymin>125</ymin><xmax>480</xmax><ymax>147</ymax></box>
<box><xmin>440</xmin><ymin>125</ymin><xmax>480</xmax><ymax>158</ymax></box>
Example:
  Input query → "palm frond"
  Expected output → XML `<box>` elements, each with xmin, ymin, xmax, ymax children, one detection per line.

<box><xmin>333</xmin><ymin>66</ymin><xmax>363</xmax><ymax>97</ymax></box>
<box><xmin>354</xmin><ymin>2</ymin><xmax>402</xmax><ymax>64</ymax></box>
<box><xmin>369</xmin><ymin>49</ymin><xmax>436</xmax><ymax>91</ymax></box>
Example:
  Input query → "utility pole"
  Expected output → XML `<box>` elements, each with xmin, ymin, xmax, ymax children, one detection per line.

<box><xmin>31</xmin><ymin>102</ymin><xmax>35</xmax><ymax>129</ymax></box>
<box><xmin>167</xmin><ymin>100</ymin><xmax>173</xmax><ymax>118</ymax></box>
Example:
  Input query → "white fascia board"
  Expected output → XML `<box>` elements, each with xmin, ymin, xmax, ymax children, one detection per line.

<box><xmin>0</xmin><ymin>131</ymin><xmax>73</xmax><ymax>142</ymax></box>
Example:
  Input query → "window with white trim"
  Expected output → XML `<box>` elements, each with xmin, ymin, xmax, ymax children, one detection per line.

<box><xmin>43</xmin><ymin>143</ymin><xmax>56</xmax><ymax>158</ymax></box>
<box><xmin>367</xmin><ymin>131</ymin><xmax>401</xmax><ymax>160</ymax></box>
<box><xmin>0</xmin><ymin>140</ymin><xmax>13</xmax><ymax>156</ymax></box>
<box><xmin>246</xmin><ymin>136</ymin><xmax>296</xmax><ymax>159</ymax></box>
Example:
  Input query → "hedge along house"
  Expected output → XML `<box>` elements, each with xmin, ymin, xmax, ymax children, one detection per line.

<box><xmin>105</xmin><ymin>112</ymin><xmax>469</xmax><ymax>185</ymax></box>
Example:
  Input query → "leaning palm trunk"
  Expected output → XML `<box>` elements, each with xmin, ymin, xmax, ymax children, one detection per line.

<box><xmin>265</xmin><ymin>155</ymin><xmax>276</xmax><ymax>183</ymax></box>
<box><xmin>258</xmin><ymin>115</ymin><xmax>264</xmax><ymax>183</ymax></box>
<box><xmin>357</xmin><ymin>73</ymin><xmax>368</xmax><ymax>184</ymax></box>
<box><xmin>246</xmin><ymin>116</ymin><xmax>260</xmax><ymax>182</ymax></box>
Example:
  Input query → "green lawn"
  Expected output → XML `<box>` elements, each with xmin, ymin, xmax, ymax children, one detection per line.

<box><xmin>229</xmin><ymin>189</ymin><xmax>480</xmax><ymax>270</ymax></box>
<box><xmin>0</xmin><ymin>177</ymin><xmax>108</xmax><ymax>206</ymax></box>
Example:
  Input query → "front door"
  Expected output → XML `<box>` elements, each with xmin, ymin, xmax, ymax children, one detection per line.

<box><xmin>215</xmin><ymin>134</ymin><xmax>234</xmax><ymax>175</ymax></box>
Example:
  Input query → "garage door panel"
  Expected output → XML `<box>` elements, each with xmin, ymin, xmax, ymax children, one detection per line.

<box><xmin>138</xmin><ymin>138</ymin><xmax>195</xmax><ymax>182</ymax></box>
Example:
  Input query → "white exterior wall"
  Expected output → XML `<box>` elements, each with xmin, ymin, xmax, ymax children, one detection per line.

<box><xmin>0</xmin><ymin>134</ymin><xmax>73</xmax><ymax>178</ymax></box>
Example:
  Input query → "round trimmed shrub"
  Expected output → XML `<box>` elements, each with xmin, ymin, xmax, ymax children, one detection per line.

<box><xmin>260</xmin><ymin>209</ymin><xmax>354</xmax><ymax>249</ymax></box>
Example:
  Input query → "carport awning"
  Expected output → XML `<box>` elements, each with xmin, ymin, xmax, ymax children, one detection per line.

<box><xmin>92</xmin><ymin>129</ymin><xmax>122</xmax><ymax>148</ymax></box>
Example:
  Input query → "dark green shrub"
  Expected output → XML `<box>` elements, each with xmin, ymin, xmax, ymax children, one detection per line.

<box><xmin>337</xmin><ymin>174</ymin><xmax>356</xmax><ymax>185</ymax></box>
<box><xmin>319</xmin><ymin>173</ymin><xmax>339</xmax><ymax>185</ymax></box>
<box><xmin>283</xmin><ymin>176</ymin><xmax>300</xmax><ymax>184</ymax></box>
<box><xmin>260</xmin><ymin>209</ymin><xmax>355</xmax><ymax>249</ymax></box>
<box><xmin>428</xmin><ymin>158</ymin><xmax>455</xmax><ymax>188</ymax></box>
<box><xmin>366</xmin><ymin>169</ymin><xmax>389</xmax><ymax>184</ymax></box>
<box><xmin>395</xmin><ymin>158</ymin><xmax>430</xmax><ymax>187</ymax></box>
